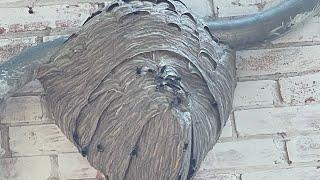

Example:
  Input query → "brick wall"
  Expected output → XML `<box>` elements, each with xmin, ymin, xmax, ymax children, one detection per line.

<box><xmin>0</xmin><ymin>0</ymin><xmax>284</xmax><ymax>63</ymax></box>
<box><xmin>0</xmin><ymin>0</ymin><xmax>109</xmax><ymax>64</ymax></box>
<box><xmin>0</xmin><ymin>80</ymin><xmax>104</xmax><ymax>179</ymax></box>
<box><xmin>0</xmin><ymin>1</ymin><xmax>107</xmax><ymax>179</ymax></box>
<box><xmin>196</xmin><ymin>3</ymin><xmax>320</xmax><ymax>179</ymax></box>
<box><xmin>0</xmin><ymin>0</ymin><xmax>319</xmax><ymax>180</ymax></box>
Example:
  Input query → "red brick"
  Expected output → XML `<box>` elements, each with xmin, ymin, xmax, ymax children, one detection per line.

<box><xmin>0</xmin><ymin>27</ymin><xmax>6</xmax><ymax>34</ymax></box>
<box><xmin>236</xmin><ymin>45</ymin><xmax>320</xmax><ymax>78</ymax></box>
<box><xmin>0</xmin><ymin>3</ymin><xmax>97</xmax><ymax>34</ymax></box>
<box><xmin>55</xmin><ymin>19</ymin><xmax>81</xmax><ymax>28</ymax></box>
<box><xmin>9</xmin><ymin>23</ymin><xmax>24</xmax><ymax>32</ymax></box>
<box><xmin>24</xmin><ymin>21</ymin><xmax>50</xmax><ymax>31</ymax></box>
<box><xmin>279</xmin><ymin>73</ymin><xmax>320</xmax><ymax>105</ymax></box>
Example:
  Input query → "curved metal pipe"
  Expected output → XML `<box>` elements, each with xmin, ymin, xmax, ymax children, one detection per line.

<box><xmin>0</xmin><ymin>37</ymin><xmax>66</xmax><ymax>100</ymax></box>
<box><xmin>207</xmin><ymin>0</ymin><xmax>320</xmax><ymax>49</ymax></box>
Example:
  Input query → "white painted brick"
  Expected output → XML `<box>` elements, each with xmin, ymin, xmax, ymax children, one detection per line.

<box><xmin>0</xmin><ymin>156</ymin><xmax>52</xmax><ymax>180</ymax></box>
<box><xmin>195</xmin><ymin>173</ymin><xmax>237</xmax><ymax>180</ymax></box>
<box><xmin>181</xmin><ymin>0</ymin><xmax>214</xmax><ymax>18</ymax></box>
<box><xmin>236</xmin><ymin>45</ymin><xmax>320</xmax><ymax>78</ymax></box>
<box><xmin>242</xmin><ymin>167</ymin><xmax>320</xmax><ymax>180</ymax></box>
<box><xmin>273</xmin><ymin>15</ymin><xmax>320</xmax><ymax>44</ymax></box>
<box><xmin>214</xmin><ymin>0</ymin><xmax>282</xmax><ymax>17</ymax></box>
<box><xmin>9</xmin><ymin>124</ymin><xmax>77</xmax><ymax>156</ymax></box>
<box><xmin>287</xmin><ymin>135</ymin><xmax>320</xmax><ymax>163</ymax></box>
<box><xmin>0</xmin><ymin>36</ymin><xmax>37</xmax><ymax>63</ymax></box>
<box><xmin>2</xmin><ymin>96</ymin><xmax>47</xmax><ymax>125</ymax></box>
<box><xmin>220</xmin><ymin>118</ymin><xmax>233</xmax><ymax>138</ymax></box>
<box><xmin>0</xmin><ymin>36</ymin><xmax>37</xmax><ymax>47</ymax></box>
<box><xmin>279</xmin><ymin>73</ymin><xmax>320</xmax><ymax>105</ymax></box>
<box><xmin>200</xmin><ymin>138</ymin><xmax>285</xmax><ymax>170</ymax></box>
<box><xmin>58</xmin><ymin>153</ymin><xmax>102</xmax><ymax>179</ymax></box>
<box><xmin>0</xmin><ymin>4</ymin><xmax>97</xmax><ymax>33</ymax></box>
<box><xmin>233</xmin><ymin>80</ymin><xmax>278</xmax><ymax>109</ymax></box>
<box><xmin>235</xmin><ymin>104</ymin><xmax>320</xmax><ymax>136</ymax></box>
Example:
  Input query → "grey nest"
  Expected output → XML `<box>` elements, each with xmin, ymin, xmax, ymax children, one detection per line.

<box><xmin>36</xmin><ymin>1</ymin><xmax>236</xmax><ymax>179</ymax></box>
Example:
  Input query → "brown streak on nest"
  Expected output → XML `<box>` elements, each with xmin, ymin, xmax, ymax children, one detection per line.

<box><xmin>37</xmin><ymin>0</ymin><xmax>236</xmax><ymax>179</ymax></box>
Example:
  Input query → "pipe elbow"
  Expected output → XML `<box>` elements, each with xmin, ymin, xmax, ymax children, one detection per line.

<box><xmin>206</xmin><ymin>0</ymin><xmax>320</xmax><ymax>49</ymax></box>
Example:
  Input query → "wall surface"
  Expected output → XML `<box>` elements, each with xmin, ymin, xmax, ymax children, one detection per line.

<box><xmin>0</xmin><ymin>0</ymin><xmax>320</xmax><ymax>180</ymax></box>
<box><xmin>0</xmin><ymin>0</ymin><xmax>283</xmax><ymax>63</ymax></box>
<box><xmin>183</xmin><ymin>0</ymin><xmax>282</xmax><ymax>18</ymax></box>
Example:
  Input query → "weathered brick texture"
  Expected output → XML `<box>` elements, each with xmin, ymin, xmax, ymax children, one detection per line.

<box><xmin>196</xmin><ymin>3</ymin><xmax>320</xmax><ymax>179</ymax></box>
<box><xmin>2</xmin><ymin>96</ymin><xmax>47</xmax><ymax>125</ymax></box>
<box><xmin>233</xmin><ymin>80</ymin><xmax>278</xmax><ymax>109</ymax></box>
<box><xmin>279</xmin><ymin>73</ymin><xmax>320</xmax><ymax>105</ymax></box>
<box><xmin>236</xmin><ymin>45</ymin><xmax>320</xmax><ymax>79</ymax></box>
<box><xmin>213</xmin><ymin>0</ymin><xmax>281</xmax><ymax>17</ymax></box>
<box><xmin>9</xmin><ymin>124</ymin><xmax>78</xmax><ymax>157</ymax></box>
<box><xmin>195</xmin><ymin>173</ymin><xmax>238</xmax><ymax>180</ymax></box>
<box><xmin>0</xmin><ymin>1</ymin><xmax>319</xmax><ymax>180</ymax></box>
<box><xmin>220</xmin><ymin>119</ymin><xmax>233</xmax><ymax>139</ymax></box>
<box><xmin>200</xmin><ymin>138</ymin><xmax>286</xmax><ymax>170</ymax></box>
<box><xmin>242</xmin><ymin>167</ymin><xmax>320</xmax><ymax>180</ymax></box>
<box><xmin>234</xmin><ymin>104</ymin><xmax>320</xmax><ymax>136</ymax></box>
<box><xmin>0</xmin><ymin>156</ymin><xmax>52</xmax><ymax>180</ymax></box>
<box><xmin>0</xmin><ymin>4</ymin><xmax>97</xmax><ymax>34</ymax></box>
<box><xmin>287</xmin><ymin>135</ymin><xmax>320</xmax><ymax>163</ymax></box>
<box><xmin>58</xmin><ymin>153</ymin><xmax>103</xmax><ymax>179</ymax></box>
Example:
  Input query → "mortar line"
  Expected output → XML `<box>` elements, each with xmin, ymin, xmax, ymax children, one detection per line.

<box><xmin>0</xmin><ymin>125</ymin><xmax>12</xmax><ymax>158</ymax></box>
<box><xmin>229</xmin><ymin>111</ymin><xmax>239</xmax><ymax>140</ymax></box>
<box><xmin>234</xmin><ymin>101</ymin><xmax>320</xmax><ymax>112</ymax></box>
<box><xmin>283</xmin><ymin>139</ymin><xmax>293</xmax><ymax>165</ymax></box>
<box><xmin>237</xmin><ymin>69</ymin><xmax>320</xmax><ymax>82</ymax></box>
<box><xmin>218</xmin><ymin>130</ymin><xmax>320</xmax><ymax>143</ymax></box>
<box><xmin>275</xmin><ymin>79</ymin><xmax>284</xmax><ymax>105</ymax></box>
<box><xmin>49</xmin><ymin>154</ymin><xmax>60</xmax><ymax>180</ymax></box>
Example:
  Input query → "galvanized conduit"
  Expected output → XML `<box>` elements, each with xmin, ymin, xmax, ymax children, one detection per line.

<box><xmin>207</xmin><ymin>0</ymin><xmax>320</xmax><ymax>49</ymax></box>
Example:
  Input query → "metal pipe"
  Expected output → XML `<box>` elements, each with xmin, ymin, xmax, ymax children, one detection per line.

<box><xmin>0</xmin><ymin>37</ymin><xmax>66</xmax><ymax>100</ymax></box>
<box><xmin>207</xmin><ymin>0</ymin><xmax>320</xmax><ymax>49</ymax></box>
